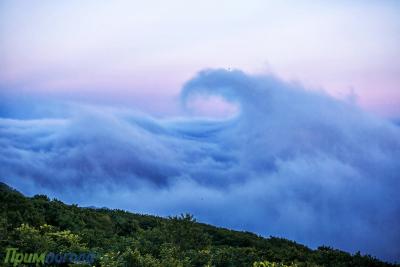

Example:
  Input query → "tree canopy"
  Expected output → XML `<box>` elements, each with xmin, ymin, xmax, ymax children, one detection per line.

<box><xmin>0</xmin><ymin>182</ymin><xmax>397</xmax><ymax>267</ymax></box>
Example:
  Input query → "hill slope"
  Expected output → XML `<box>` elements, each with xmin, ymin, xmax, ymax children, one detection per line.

<box><xmin>0</xmin><ymin>182</ymin><xmax>397</xmax><ymax>267</ymax></box>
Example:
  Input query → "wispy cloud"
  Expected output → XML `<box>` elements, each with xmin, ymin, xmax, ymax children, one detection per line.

<box><xmin>1</xmin><ymin>69</ymin><xmax>399</xmax><ymax>261</ymax></box>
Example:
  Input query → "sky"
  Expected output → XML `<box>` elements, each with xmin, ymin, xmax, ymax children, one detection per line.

<box><xmin>1</xmin><ymin>0</ymin><xmax>400</xmax><ymax>263</ymax></box>
<box><xmin>1</xmin><ymin>0</ymin><xmax>400</xmax><ymax>117</ymax></box>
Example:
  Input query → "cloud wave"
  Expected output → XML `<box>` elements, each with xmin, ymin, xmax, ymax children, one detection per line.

<box><xmin>1</xmin><ymin>69</ymin><xmax>399</xmax><ymax>261</ymax></box>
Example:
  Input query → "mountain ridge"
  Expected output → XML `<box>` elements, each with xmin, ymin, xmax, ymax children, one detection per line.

<box><xmin>0</xmin><ymin>182</ymin><xmax>397</xmax><ymax>266</ymax></box>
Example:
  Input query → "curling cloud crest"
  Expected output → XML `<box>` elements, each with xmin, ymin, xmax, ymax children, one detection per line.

<box><xmin>1</xmin><ymin>69</ymin><xmax>399</xmax><ymax>261</ymax></box>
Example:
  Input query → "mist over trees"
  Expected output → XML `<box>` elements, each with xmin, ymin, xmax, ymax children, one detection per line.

<box><xmin>0</xmin><ymin>182</ymin><xmax>397</xmax><ymax>267</ymax></box>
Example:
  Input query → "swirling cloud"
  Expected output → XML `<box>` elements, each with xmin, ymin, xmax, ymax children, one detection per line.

<box><xmin>1</xmin><ymin>69</ymin><xmax>399</xmax><ymax>261</ymax></box>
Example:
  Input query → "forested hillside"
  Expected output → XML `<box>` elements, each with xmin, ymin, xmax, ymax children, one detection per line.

<box><xmin>0</xmin><ymin>182</ymin><xmax>397</xmax><ymax>267</ymax></box>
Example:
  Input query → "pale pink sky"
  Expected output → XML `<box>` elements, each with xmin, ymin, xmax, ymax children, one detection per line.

<box><xmin>0</xmin><ymin>0</ymin><xmax>399</xmax><ymax>117</ymax></box>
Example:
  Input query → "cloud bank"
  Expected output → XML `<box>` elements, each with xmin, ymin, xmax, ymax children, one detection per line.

<box><xmin>1</xmin><ymin>69</ymin><xmax>399</xmax><ymax>261</ymax></box>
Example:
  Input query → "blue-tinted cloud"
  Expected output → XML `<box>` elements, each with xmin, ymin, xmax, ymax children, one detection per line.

<box><xmin>1</xmin><ymin>69</ymin><xmax>399</xmax><ymax>261</ymax></box>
